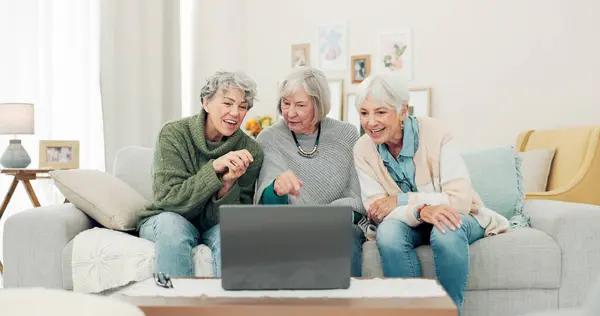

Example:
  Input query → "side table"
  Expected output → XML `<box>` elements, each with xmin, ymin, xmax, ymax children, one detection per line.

<box><xmin>0</xmin><ymin>168</ymin><xmax>65</xmax><ymax>273</ymax></box>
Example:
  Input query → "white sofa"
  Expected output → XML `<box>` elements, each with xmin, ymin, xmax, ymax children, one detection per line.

<box><xmin>3</xmin><ymin>146</ymin><xmax>600</xmax><ymax>316</ymax></box>
<box><xmin>522</xmin><ymin>274</ymin><xmax>600</xmax><ymax>316</ymax></box>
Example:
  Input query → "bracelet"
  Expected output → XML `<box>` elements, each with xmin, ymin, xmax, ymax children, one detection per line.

<box><xmin>416</xmin><ymin>204</ymin><xmax>429</xmax><ymax>222</ymax></box>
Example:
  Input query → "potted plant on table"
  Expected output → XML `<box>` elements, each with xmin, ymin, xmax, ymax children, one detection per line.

<box><xmin>244</xmin><ymin>115</ymin><xmax>274</xmax><ymax>138</ymax></box>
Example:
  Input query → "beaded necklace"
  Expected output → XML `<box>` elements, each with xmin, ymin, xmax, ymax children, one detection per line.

<box><xmin>290</xmin><ymin>122</ymin><xmax>321</xmax><ymax>158</ymax></box>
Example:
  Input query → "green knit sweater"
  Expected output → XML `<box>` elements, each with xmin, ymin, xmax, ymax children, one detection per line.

<box><xmin>137</xmin><ymin>110</ymin><xmax>264</xmax><ymax>231</ymax></box>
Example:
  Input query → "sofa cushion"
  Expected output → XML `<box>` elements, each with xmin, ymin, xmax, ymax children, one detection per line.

<box><xmin>363</xmin><ymin>228</ymin><xmax>561</xmax><ymax>290</ymax></box>
<box><xmin>461</xmin><ymin>146</ymin><xmax>528</xmax><ymax>227</ymax></box>
<box><xmin>69</xmin><ymin>228</ymin><xmax>213</xmax><ymax>293</ymax></box>
<box><xmin>112</xmin><ymin>146</ymin><xmax>154</xmax><ymax>200</ymax></box>
<box><xmin>519</xmin><ymin>148</ymin><xmax>556</xmax><ymax>192</ymax></box>
<box><xmin>50</xmin><ymin>169</ymin><xmax>146</xmax><ymax>231</ymax></box>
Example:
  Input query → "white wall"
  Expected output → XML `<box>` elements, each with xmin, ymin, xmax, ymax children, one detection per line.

<box><xmin>200</xmin><ymin>0</ymin><xmax>600</xmax><ymax>148</ymax></box>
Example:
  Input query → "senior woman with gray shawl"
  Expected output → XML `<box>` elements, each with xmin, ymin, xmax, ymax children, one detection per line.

<box><xmin>254</xmin><ymin>67</ymin><xmax>367</xmax><ymax>277</ymax></box>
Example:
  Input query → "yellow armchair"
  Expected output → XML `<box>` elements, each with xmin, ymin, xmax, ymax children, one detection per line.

<box><xmin>516</xmin><ymin>126</ymin><xmax>600</xmax><ymax>206</ymax></box>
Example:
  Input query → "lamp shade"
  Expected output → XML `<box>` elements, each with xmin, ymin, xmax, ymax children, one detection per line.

<box><xmin>0</xmin><ymin>103</ymin><xmax>34</xmax><ymax>135</ymax></box>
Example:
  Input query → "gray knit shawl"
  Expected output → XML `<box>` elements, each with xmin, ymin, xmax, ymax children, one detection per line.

<box><xmin>254</xmin><ymin>117</ymin><xmax>366</xmax><ymax>216</ymax></box>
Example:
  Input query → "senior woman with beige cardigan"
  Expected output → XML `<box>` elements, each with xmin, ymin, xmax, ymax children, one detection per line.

<box><xmin>352</xmin><ymin>72</ymin><xmax>509</xmax><ymax>314</ymax></box>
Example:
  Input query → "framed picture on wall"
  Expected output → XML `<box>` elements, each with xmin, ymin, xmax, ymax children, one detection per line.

<box><xmin>39</xmin><ymin>140</ymin><xmax>80</xmax><ymax>169</ymax></box>
<box><xmin>408</xmin><ymin>88</ymin><xmax>432</xmax><ymax>117</ymax></box>
<box><xmin>316</xmin><ymin>23</ymin><xmax>348</xmax><ymax>70</ymax></box>
<box><xmin>351</xmin><ymin>55</ymin><xmax>371</xmax><ymax>84</ymax></box>
<box><xmin>378</xmin><ymin>30</ymin><xmax>413</xmax><ymax>80</ymax></box>
<box><xmin>327</xmin><ymin>79</ymin><xmax>344</xmax><ymax>120</ymax></box>
<box><xmin>291</xmin><ymin>43</ymin><xmax>310</xmax><ymax>68</ymax></box>
<box><xmin>345</xmin><ymin>93</ymin><xmax>363</xmax><ymax>134</ymax></box>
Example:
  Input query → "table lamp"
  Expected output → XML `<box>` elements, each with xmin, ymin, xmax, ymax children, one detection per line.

<box><xmin>0</xmin><ymin>103</ymin><xmax>34</xmax><ymax>168</ymax></box>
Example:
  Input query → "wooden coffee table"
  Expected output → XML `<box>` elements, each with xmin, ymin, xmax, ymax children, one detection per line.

<box><xmin>115</xmin><ymin>278</ymin><xmax>457</xmax><ymax>316</ymax></box>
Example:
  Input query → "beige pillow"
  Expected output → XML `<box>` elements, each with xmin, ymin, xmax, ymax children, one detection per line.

<box><xmin>518</xmin><ymin>148</ymin><xmax>556</xmax><ymax>192</ymax></box>
<box><xmin>50</xmin><ymin>169</ymin><xmax>147</xmax><ymax>231</ymax></box>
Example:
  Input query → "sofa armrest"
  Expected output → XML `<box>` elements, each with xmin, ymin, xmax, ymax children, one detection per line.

<box><xmin>3</xmin><ymin>203</ymin><xmax>95</xmax><ymax>289</ymax></box>
<box><xmin>524</xmin><ymin>199</ymin><xmax>600</xmax><ymax>308</ymax></box>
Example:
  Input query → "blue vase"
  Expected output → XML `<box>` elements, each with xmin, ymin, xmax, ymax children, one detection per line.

<box><xmin>0</xmin><ymin>139</ymin><xmax>32</xmax><ymax>169</ymax></box>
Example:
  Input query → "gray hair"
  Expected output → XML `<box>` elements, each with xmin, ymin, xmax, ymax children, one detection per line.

<box><xmin>200</xmin><ymin>71</ymin><xmax>257</xmax><ymax>109</ymax></box>
<box><xmin>355</xmin><ymin>72</ymin><xmax>410</xmax><ymax>112</ymax></box>
<box><xmin>277</xmin><ymin>67</ymin><xmax>330</xmax><ymax>123</ymax></box>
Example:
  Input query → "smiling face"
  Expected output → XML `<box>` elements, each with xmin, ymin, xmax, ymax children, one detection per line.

<box><xmin>359</xmin><ymin>95</ymin><xmax>408</xmax><ymax>144</ymax></box>
<box><xmin>203</xmin><ymin>88</ymin><xmax>249</xmax><ymax>141</ymax></box>
<box><xmin>281</xmin><ymin>87</ymin><xmax>317</xmax><ymax>134</ymax></box>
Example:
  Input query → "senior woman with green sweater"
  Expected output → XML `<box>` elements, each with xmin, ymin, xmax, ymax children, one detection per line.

<box><xmin>137</xmin><ymin>71</ymin><xmax>264</xmax><ymax>278</ymax></box>
<box><xmin>254</xmin><ymin>66</ymin><xmax>367</xmax><ymax>277</ymax></box>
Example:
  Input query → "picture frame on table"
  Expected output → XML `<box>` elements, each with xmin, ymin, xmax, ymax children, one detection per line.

<box><xmin>39</xmin><ymin>140</ymin><xmax>80</xmax><ymax>169</ymax></box>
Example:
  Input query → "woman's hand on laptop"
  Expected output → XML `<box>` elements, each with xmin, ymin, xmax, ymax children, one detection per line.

<box><xmin>274</xmin><ymin>170</ymin><xmax>303</xmax><ymax>197</ymax></box>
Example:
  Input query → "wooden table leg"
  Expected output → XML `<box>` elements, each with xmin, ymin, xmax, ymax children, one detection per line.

<box><xmin>22</xmin><ymin>179</ymin><xmax>41</xmax><ymax>207</ymax></box>
<box><xmin>0</xmin><ymin>177</ymin><xmax>19</xmax><ymax>220</ymax></box>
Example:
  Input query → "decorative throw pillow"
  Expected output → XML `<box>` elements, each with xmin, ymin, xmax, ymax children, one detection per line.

<box><xmin>50</xmin><ymin>169</ymin><xmax>147</xmax><ymax>231</ymax></box>
<box><xmin>518</xmin><ymin>148</ymin><xmax>556</xmax><ymax>192</ymax></box>
<box><xmin>461</xmin><ymin>146</ymin><xmax>529</xmax><ymax>228</ymax></box>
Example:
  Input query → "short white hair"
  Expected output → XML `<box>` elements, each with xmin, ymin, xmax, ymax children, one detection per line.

<box><xmin>200</xmin><ymin>71</ymin><xmax>258</xmax><ymax>109</ymax></box>
<box><xmin>277</xmin><ymin>67</ymin><xmax>331</xmax><ymax>123</ymax></box>
<box><xmin>355</xmin><ymin>72</ymin><xmax>410</xmax><ymax>111</ymax></box>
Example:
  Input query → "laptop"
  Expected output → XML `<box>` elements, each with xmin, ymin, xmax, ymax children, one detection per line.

<box><xmin>219</xmin><ymin>204</ymin><xmax>353</xmax><ymax>291</ymax></box>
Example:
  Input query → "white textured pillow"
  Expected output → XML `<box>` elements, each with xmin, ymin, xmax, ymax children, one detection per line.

<box><xmin>518</xmin><ymin>148</ymin><xmax>556</xmax><ymax>192</ymax></box>
<box><xmin>1</xmin><ymin>288</ymin><xmax>144</xmax><ymax>316</ymax></box>
<box><xmin>50</xmin><ymin>169</ymin><xmax>147</xmax><ymax>231</ymax></box>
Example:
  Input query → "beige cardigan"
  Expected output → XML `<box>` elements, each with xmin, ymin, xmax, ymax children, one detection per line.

<box><xmin>353</xmin><ymin>117</ymin><xmax>509</xmax><ymax>237</ymax></box>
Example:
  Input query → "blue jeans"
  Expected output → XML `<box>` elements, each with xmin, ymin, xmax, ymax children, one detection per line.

<box><xmin>351</xmin><ymin>224</ymin><xmax>366</xmax><ymax>277</ymax></box>
<box><xmin>139</xmin><ymin>212</ymin><xmax>222</xmax><ymax>277</ymax></box>
<box><xmin>140</xmin><ymin>212</ymin><xmax>363</xmax><ymax>278</ymax></box>
<box><xmin>376</xmin><ymin>214</ymin><xmax>485</xmax><ymax>314</ymax></box>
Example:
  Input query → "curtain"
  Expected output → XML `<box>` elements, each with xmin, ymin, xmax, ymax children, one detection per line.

<box><xmin>0</xmin><ymin>0</ymin><xmax>105</xmax><ymax>263</ymax></box>
<box><xmin>100</xmin><ymin>0</ymin><xmax>251</xmax><ymax>169</ymax></box>
<box><xmin>189</xmin><ymin>0</ymin><xmax>245</xmax><ymax>115</ymax></box>
<box><xmin>100</xmin><ymin>0</ymin><xmax>182</xmax><ymax>173</ymax></box>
